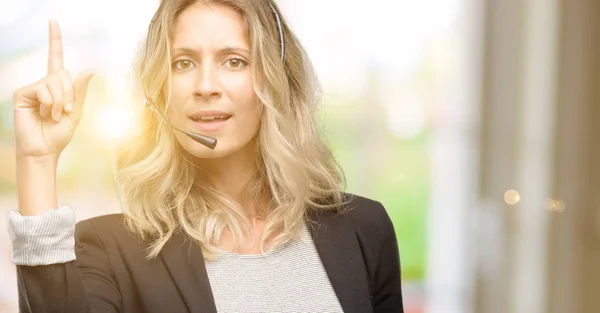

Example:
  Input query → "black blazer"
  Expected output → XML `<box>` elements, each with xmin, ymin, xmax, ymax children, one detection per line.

<box><xmin>15</xmin><ymin>193</ymin><xmax>404</xmax><ymax>313</ymax></box>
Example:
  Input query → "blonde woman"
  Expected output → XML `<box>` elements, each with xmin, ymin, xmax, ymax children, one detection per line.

<box><xmin>8</xmin><ymin>1</ymin><xmax>404</xmax><ymax>312</ymax></box>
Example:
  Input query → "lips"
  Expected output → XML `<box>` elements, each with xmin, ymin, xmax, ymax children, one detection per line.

<box><xmin>190</xmin><ymin>116</ymin><xmax>231</xmax><ymax>132</ymax></box>
<box><xmin>191</xmin><ymin>115</ymin><xmax>231</xmax><ymax>122</ymax></box>
<box><xmin>188</xmin><ymin>110</ymin><xmax>232</xmax><ymax>133</ymax></box>
<box><xmin>189</xmin><ymin>110</ymin><xmax>232</xmax><ymax>120</ymax></box>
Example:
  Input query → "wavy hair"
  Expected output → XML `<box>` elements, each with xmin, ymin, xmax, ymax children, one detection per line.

<box><xmin>113</xmin><ymin>0</ymin><xmax>348</xmax><ymax>261</ymax></box>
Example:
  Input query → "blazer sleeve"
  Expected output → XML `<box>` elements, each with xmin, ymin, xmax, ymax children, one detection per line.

<box><xmin>372</xmin><ymin>203</ymin><xmax>404</xmax><ymax>313</ymax></box>
<box><xmin>14</xmin><ymin>218</ymin><xmax>121</xmax><ymax>313</ymax></box>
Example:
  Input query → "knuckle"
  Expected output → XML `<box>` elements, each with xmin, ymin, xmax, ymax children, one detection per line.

<box><xmin>58</xmin><ymin>68</ymin><xmax>71</xmax><ymax>79</ymax></box>
<box><xmin>37</xmin><ymin>85</ymin><xmax>51</xmax><ymax>100</ymax></box>
<box><xmin>47</xmin><ymin>75</ymin><xmax>61</xmax><ymax>84</ymax></box>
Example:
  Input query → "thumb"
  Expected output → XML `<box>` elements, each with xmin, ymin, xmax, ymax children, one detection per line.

<box><xmin>73</xmin><ymin>68</ymin><xmax>95</xmax><ymax>119</ymax></box>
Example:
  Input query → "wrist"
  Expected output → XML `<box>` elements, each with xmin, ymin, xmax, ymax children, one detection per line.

<box><xmin>17</xmin><ymin>154</ymin><xmax>59</xmax><ymax>167</ymax></box>
<box><xmin>16</xmin><ymin>155</ymin><xmax>59</xmax><ymax>216</ymax></box>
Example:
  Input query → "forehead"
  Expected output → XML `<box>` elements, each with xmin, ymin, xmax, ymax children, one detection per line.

<box><xmin>171</xmin><ymin>3</ymin><xmax>248</xmax><ymax>49</ymax></box>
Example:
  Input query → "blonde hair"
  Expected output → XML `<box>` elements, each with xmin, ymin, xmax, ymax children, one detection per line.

<box><xmin>114</xmin><ymin>0</ymin><xmax>348</xmax><ymax>261</ymax></box>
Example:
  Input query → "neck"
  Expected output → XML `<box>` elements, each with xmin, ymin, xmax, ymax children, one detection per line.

<box><xmin>194</xmin><ymin>140</ymin><xmax>269</xmax><ymax>218</ymax></box>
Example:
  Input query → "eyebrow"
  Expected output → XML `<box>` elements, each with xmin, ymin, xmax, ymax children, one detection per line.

<box><xmin>171</xmin><ymin>46</ymin><xmax>250</xmax><ymax>57</ymax></box>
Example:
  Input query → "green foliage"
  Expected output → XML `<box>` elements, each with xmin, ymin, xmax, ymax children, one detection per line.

<box><xmin>319</xmin><ymin>98</ymin><xmax>430</xmax><ymax>280</ymax></box>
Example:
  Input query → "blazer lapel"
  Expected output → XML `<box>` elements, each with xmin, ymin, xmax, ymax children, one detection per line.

<box><xmin>159</xmin><ymin>231</ymin><xmax>217</xmax><ymax>313</ymax></box>
<box><xmin>156</xmin><ymin>206</ymin><xmax>373</xmax><ymax>313</ymax></box>
<box><xmin>308</xmin><ymin>209</ymin><xmax>374</xmax><ymax>313</ymax></box>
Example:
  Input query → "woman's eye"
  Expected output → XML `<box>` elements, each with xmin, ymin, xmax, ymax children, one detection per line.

<box><xmin>224</xmin><ymin>58</ymin><xmax>248</xmax><ymax>69</ymax></box>
<box><xmin>172</xmin><ymin>60</ymin><xmax>194</xmax><ymax>71</ymax></box>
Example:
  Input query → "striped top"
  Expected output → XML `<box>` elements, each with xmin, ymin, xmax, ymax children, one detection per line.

<box><xmin>7</xmin><ymin>205</ymin><xmax>344</xmax><ymax>312</ymax></box>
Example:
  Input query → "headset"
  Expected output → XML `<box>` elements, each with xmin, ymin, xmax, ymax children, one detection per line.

<box><xmin>143</xmin><ymin>1</ymin><xmax>285</xmax><ymax>150</ymax></box>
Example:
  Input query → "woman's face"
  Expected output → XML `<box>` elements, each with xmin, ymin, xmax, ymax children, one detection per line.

<box><xmin>167</xmin><ymin>3</ymin><xmax>261</xmax><ymax>160</ymax></box>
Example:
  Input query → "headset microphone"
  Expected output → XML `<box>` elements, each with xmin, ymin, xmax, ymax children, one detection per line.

<box><xmin>146</xmin><ymin>102</ymin><xmax>218</xmax><ymax>150</ymax></box>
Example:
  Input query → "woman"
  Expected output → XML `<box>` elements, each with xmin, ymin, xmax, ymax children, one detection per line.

<box><xmin>8</xmin><ymin>0</ymin><xmax>404</xmax><ymax>312</ymax></box>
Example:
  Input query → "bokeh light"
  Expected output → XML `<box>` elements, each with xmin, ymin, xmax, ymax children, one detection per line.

<box><xmin>543</xmin><ymin>198</ymin><xmax>566</xmax><ymax>213</ymax></box>
<box><xmin>504</xmin><ymin>189</ymin><xmax>521</xmax><ymax>205</ymax></box>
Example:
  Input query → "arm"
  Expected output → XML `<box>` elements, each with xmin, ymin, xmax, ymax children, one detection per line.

<box><xmin>10</xmin><ymin>18</ymin><xmax>104</xmax><ymax>313</ymax></box>
<box><xmin>9</xmin><ymin>208</ymin><xmax>121</xmax><ymax>313</ymax></box>
<box><xmin>372</xmin><ymin>204</ymin><xmax>404</xmax><ymax>313</ymax></box>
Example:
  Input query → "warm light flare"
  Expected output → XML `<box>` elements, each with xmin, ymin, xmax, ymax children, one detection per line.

<box><xmin>95</xmin><ymin>106</ymin><xmax>138</xmax><ymax>142</ymax></box>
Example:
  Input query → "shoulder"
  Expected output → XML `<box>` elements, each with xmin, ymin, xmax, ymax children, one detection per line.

<box><xmin>307</xmin><ymin>192</ymin><xmax>396</xmax><ymax>262</ymax></box>
<box><xmin>308</xmin><ymin>192</ymin><xmax>390</xmax><ymax>239</ymax></box>
<box><xmin>340</xmin><ymin>192</ymin><xmax>394</xmax><ymax>237</ymax></box>
<box><xmin>74</xmin><ymin>213</ymin><xmax>139</xmax><ymax>246</ymax></box>
<box><xmin>341</xmin><ymin>192</ymin><xmax>398</xmax><ymax>264</ymax></box>
<box><xmin>73</xmin><ymin>213</ymin><xmax>157</xmax><ymax>266</ymax></box>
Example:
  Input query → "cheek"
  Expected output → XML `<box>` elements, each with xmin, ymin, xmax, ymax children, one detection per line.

<box><xmin>224</xmin><ymin>76</ymin><xmax>261</xmax><ymax>127</ymax></box>
<box><xmin>168</xmin><ymin>76</ymin><xmax>195</xmax><ymax>122</ymax></box>
<box><xmin>170</xmin><ymin>76</ymin><xmax>191</xmax><ymax>102</ymax></box>
<box><xmin>223</xmin><ymin>73</ymin><xmax>255</xmax><ymax>102</ymax></box>
<box><xmin>231</xmin><ymin>93</ymin><xmax>261</xmax><ymax>135</ymax></box>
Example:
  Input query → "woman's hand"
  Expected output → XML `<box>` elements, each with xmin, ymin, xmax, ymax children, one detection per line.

<box><xmin>13</xmin><ymin>19</ymin><xmax>94</xmax><ymax>160</ymax></box>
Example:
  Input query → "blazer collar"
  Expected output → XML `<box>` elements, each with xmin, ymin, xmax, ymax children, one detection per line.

<box><xmin>159</xmin><ymin>209</ymin><xmax>373</xmax><ymax>313</ymax></box>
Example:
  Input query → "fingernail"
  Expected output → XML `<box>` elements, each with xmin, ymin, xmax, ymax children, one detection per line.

<box><xmin>53</xmin><ymin>112</ymin><xmax>61</xmax><ymax>122</ymax></box>
<box><xmin>65</xmin><ymin>102</ymin><xmax>73</xmax><ymax>112</ymax></box>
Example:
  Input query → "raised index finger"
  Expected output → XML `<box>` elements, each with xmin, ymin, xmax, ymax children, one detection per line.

<box><xmin>48</xmin><ymin>19</ymin><xmax>64</xmax><ymax>74</ymax></box>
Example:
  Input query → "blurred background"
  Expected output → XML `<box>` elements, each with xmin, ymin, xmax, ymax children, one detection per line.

<box><xmin>0</xmin><ymin>0</ymin><xmax>599</xmax><ymax>312</ymax></box>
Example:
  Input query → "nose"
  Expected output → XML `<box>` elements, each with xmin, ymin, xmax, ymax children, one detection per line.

<box><xmin>193</xmin><ymin>64</ymin><xmax>222</xmax><ymax>100</ymax></box>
